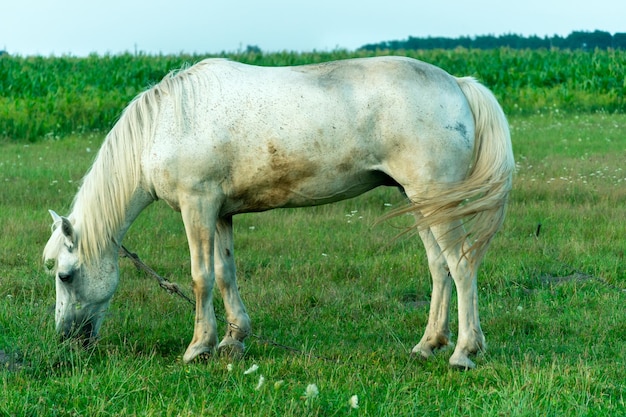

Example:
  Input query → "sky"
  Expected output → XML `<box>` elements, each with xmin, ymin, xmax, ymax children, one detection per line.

<box><xmin>2</xmin><ymin>0</ymin><xmax>625</xmax><ymax>56</ymax></box>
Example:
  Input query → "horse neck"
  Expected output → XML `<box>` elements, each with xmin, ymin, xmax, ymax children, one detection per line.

<box><xmin>72</xmin><ymin>185</ymin><xmax>154</xmax><ymax>266</ymax></box>
<box><xmin>70</xmin><ymin>122</ymin><xmax>154</xmax><ymax>265</ymax></box>
<box><xmin>114</xmin><ymin>187</ymin><xmax>154</xmax><ymax>242</ymax></box>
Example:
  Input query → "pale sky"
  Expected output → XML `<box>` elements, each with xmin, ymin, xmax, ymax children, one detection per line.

<box><xmin>2</xmin><ymin>0</ymin><xmax>625</xmax><ymax>56</ymax></box>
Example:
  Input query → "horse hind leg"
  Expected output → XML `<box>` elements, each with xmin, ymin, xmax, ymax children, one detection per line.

<box><xmin>429</xmin><ymin>220</ymin><xmax>486</xmax><ymax>370</ymax></box>
<box><xmin>412</xmin><ymin>226</ymin><xmax>455</xmax><ymax>359</ymax></box>
<box><xmin>214</xmin><ymin>216</ymin><xmax>251</xmax><ymax>358</ymax></box>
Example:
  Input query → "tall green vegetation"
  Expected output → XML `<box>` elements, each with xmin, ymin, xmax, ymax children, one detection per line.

<box><xmin>1</xmin><ymin>48</ymin><xmax>626</xmax><ymax>141</ymax></box>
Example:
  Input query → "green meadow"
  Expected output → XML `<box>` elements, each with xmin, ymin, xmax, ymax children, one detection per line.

<box><xmin>0</xmin><ymin>51</ymin><xmax>625</xmax><ymax>415</ymax></box>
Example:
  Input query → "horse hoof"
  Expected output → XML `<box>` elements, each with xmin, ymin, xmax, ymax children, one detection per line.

<box><xmin>449</xmin><ymin>352</ymin><xmax>476</xmax><ymax>370</ymax></box>
<box><xmin>218</xmin><ymin>339</ymin><xmax>245</xmax><ymax>360</ymax></box>
<box><xmin>411</xmin><ymin>345</ymin><xmax>433</xmax><ymax>360</ymax></box>
<box><xmin>183</xmin><ymin>344</ymin><xmax>215</xmax><ymax>363</ymax></box>
<box><xmin>411</xmin><ymin>339</ymin><xmax>454</xmax><ymax>360</ymax></box>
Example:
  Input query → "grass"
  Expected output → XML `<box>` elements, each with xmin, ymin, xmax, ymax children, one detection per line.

<box><xmin>1</xmin><ymin>112</ymin><xmax>625</xmax><ymax>415</ymax></box>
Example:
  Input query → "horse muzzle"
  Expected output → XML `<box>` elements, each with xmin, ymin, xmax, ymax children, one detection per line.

<box><xmin>55</xmin><ymin>304</ymin><xmax>102</xmax><ymax>346</ymax></box>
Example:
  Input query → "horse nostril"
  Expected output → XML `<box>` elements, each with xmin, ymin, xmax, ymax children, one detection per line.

<box><xmin>58</xmin><ymin>272</ymin><xmax>72</xmax><ymax>283</ymax></box>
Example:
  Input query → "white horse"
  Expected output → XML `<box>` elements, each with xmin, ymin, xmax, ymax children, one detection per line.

<box><xmin>43</xmin><ymin>56</ymin><xmax>514</xmax><ymax>369</ymax></box>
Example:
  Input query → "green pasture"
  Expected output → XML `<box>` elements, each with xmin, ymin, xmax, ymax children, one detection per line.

<box><xmin>0</xmin><ymin>51</ymin><xmax>625</xmax><ymax>415</ymax></box>
<box><xmin>1</xmin><ymin>112</ymin><xmax>625</xmax><ymax>415</ymax></box>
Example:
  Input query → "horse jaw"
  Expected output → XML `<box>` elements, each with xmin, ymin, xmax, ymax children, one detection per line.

<box><xmin>53</xmin><ymin>246</ymin><xmax>119</xmax><ymax>345</ymax></box>
<box><xmin>55</xmin><ymin>300</ymin><xmax>109</xmax><ymax>343</ymax></box>
<box><xmin>55</xmin><ymin>274</ymin><xmax>111</xmax><ymax>344</ymax></box>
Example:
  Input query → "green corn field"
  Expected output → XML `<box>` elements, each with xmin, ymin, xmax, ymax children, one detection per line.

<box><xmin>1</xmin><ymin>48</ymin><xmax>625</xmax><ymax>141</ymax></box>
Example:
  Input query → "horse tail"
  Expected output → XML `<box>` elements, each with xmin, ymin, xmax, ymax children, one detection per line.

<box><xmin>397</xmin><ymin>77</ymin><xmax>515</xmax><ymax>266</ymax></box>
<box><xmin>453</xmin><ymin>77</ymin><xmax>515</xmax><ymax>262</ymax></box>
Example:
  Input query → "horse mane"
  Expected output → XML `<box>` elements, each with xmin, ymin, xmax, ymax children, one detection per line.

<box><xmin>70</xmin><ymin>60</ymin><xmax>215</xmax><ymax>266</ymax></box>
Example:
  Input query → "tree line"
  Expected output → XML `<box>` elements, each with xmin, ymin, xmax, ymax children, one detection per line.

<box><xmin>359</xmin><ymin>30</ymin><xmax>626</xmax><ymax>51</ymax></box>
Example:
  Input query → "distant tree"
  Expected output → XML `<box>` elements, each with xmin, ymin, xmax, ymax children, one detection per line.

<box><xmin>473</xmin><ymin>35</ymin><xmax>499</xmax><ymax>49</ymax></box>
<box><xmin>588</xmin><ymin>30</ymin><xmax>613</xmax><ymax>49</ymax></box>
<box><xmin>525</xmin><ymin>35</ymin><xmax>551</xmax><ymax>49</ymax></box>
<box><xmin>499</xmin><ymin>34</ymin><xmax>523</xmax><ymax>48</ymax></box>
<box><xmin>405</xmin><ymin>36</ymin><xmax>421</xmax><ymax>49</ymax></box>
<box><xmin>457</xmin><ymin>36</ymin><xmax>472</xmax><ymax>49</ymax></box>
<box><xmin>356</xmin><ymin>30</ymin><xmax>626</xmax><ymax>51</ymax></box>
<box><xmin>566</xmin><ymin>30</ymin><xmax>612</xmax><ymax>49</ymax></box>
<box><xmin>245</xmin><ymin>45</ymin><xmax>262</xmax><ymax>54</ymax></box>
<box><xmin>613</xmin><ymin>33</ymin><xmax>626</xmax><ymax>49</ymax></box>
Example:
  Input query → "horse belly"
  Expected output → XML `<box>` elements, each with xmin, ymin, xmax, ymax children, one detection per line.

<box><xmin>221</xmin><ymin>165</ymin><xmax>390</xmax><ymax>215</ymax></box>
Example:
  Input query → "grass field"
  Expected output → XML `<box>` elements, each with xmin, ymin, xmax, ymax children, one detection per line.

<box><xmin>0</xmin><ymin>110</ymin><xmax>624</xmax><ymax>415</ymax></box>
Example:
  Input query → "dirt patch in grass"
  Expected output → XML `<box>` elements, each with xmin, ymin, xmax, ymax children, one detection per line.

<box><xmin>540</xmin><ymin>272</ymin><xmax>595</xmax><ymax>286</ymax></box>
<box><xmin>540</xmin><ymin>272</ymin><xmax>625</xmax><ymax>292</ymax></box>
<box><xmin>0</xmin><ymin>349</ymin><xmax>23</xmax><ymax>371</ymax></box>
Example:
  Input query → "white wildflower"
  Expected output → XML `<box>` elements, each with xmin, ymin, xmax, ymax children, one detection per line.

<box><xmin>304</xmin><ymin>383</ymin><xmax>319</xmax><ymax>404</ymax></box>
<box><xmin>349</xmin><ymin>395</ymin><xmax>359</xmax><ymax>409</ymax></box>
<box><xmin>226</xmin><ymin>363</ymin><xmax>233</xmax><ymax>372</ymax></box>
<box><xmin>255</xmin><ymin>375</ymin><xmax>265</xmax><ymax>390</ymax></box>
<box><xmin>243</xmin><ymin>364</ymin><xmax>259</xmax><ymax>375</ymax></box>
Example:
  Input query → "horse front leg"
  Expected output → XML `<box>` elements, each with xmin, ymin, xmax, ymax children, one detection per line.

<box><xmin>181</xmin><ymin>199</ymin><xmax>220</xmax><ymax>363</ymax></box>
<box><xmin>214</xmin><ymin>216</ymin><xmax>251</xmax><ymax>358</ymax></box>
<box><xmin>412</xmin><ymin>227</ymin><xmax>453</xmax><ymax>359</ymax></box>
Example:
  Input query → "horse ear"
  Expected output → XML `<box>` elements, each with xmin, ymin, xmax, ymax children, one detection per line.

<box><xmin>49</xmin><ymin>210</ymin><xmax>75</xmax><ymax>248</ymax></box>
<box><xmin>61</xmin><ymin>217</ymin><xmax>75</xmax><ymax>242</ymax></box>
<box><xmin>49</xmin><ymin>209</ymin><xmax>62</xmax><ymax>225</ymax></box>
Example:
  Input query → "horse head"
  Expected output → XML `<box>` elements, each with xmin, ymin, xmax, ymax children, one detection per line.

<box><xmin>43</xmin><ymin>210</ymin><xmax>119</xmax><ymax>344</ymax></box>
